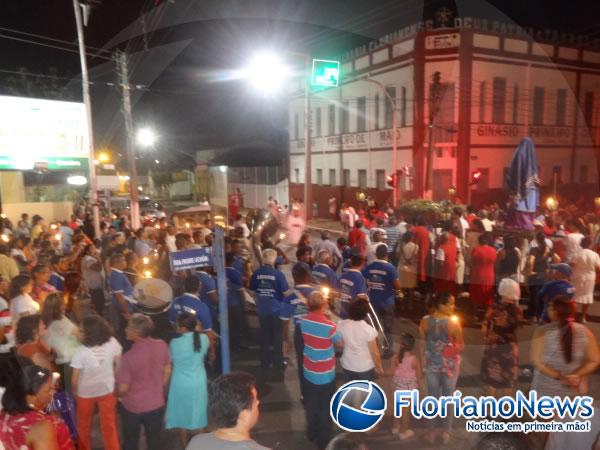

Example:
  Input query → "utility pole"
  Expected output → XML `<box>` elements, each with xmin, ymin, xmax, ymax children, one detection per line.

<box><xmin>72</xmin><ymin>0</ymin><xmax>100</xmax><ymax>237</ymax></box>
<box><xmin>303</xmin><ymin>55</ymin><xmax>312</xmax><ymax>222</ymax></box>
<box><xmin>424</xmin><ymin>71</ymin><xmax>442</xmax><ymax>198</ymax></box>
<box><xmin>117</xmin><ymin>50</ymin><xmax>140</xmax><ymax>230</ymax></box>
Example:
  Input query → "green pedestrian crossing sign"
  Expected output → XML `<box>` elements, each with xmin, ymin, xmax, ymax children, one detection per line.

<box><xmin>311</xmin><ymin>59</ymin><xmax>340</xmax><ymax>87</ymax></box>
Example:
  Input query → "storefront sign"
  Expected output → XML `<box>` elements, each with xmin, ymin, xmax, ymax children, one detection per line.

<box><xmin>471</xmin><ymin>124</ymin><xmax>572</xmax><ymax>146</ymax></box>
<box><xmin>0</xmin><ymin>96</ymin><xmax>88</xmax><ymax>171</ymax></box>
<box><xmin>425</xmin><ymin>33</ymin><xmax>460</xmax><ymax>49</ymax></box>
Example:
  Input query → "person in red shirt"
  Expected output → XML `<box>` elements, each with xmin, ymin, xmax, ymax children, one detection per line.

<box><xmin>433</xmin><ymin>231</ymin><xmax>457</xmax><ymax>295</ymax></box>
<box><xmin>0</xmin><ymin>362</ymin><xmax>74</xmax><ymax>450</ymax></box>
<box><xmin>469</xmin><ymin>232</ymin><xmax>497</xmax><ymax>315</ymax></box>
<box><xmin>348</xmin><ymin>220</ymin><xmax>367</xmax><ymax>257</ymax></box>
<box><xmin>412</xmin><ymin>217</ymin><xmax>431</xmax><ymax>284</ymax></box>
<box><xmin>68</xmin><ymin>215</ymin><xmax>80</xmax><ymax>231</ymax></box>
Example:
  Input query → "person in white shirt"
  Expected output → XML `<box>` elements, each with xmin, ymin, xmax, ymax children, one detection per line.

<box><xmin>564</xmin><ymin>220</ymin><xmax>585</xmax><ymax>263</ymax></box>
<box><xmin>233</xmin><ymin>214</ymin><xmax>251</xmax><ymax>239</ymax></box>
<box><xmin>41</xmin><ymin>293</ymin><xmax>79</xmax><ymax>387</ymax></box>
<box><xmin>366</xmin><ymin>231</ymin><xmax>387</xmax><ymax>265</ymax></box>
<box><xmin>313</xmin><ymin>232</ymin><xmax>343</xmax><ymax>271</ymax></box>
<box><xmin>165</xmin><ymin>225</ymin><xmax>178</xmax><ymax>253</ymax></box>
<box><xmin>452</xmin><ymin>206</ymin><xmax>469</xmax><ymax>240</ymax></box>
<box><xmin>8</xmin><ymin>274</ymin><xmax>37</xmax><ymax>319</ymax></box>
<box><xmin>337</xmin><ymin>299</ymin><xmax>383</xmax><ymax>381</ymax></box>
<box><xmin>71</xmin><ymin>314</ymin><xmax>122</xmax><ymax>450</ymax></box>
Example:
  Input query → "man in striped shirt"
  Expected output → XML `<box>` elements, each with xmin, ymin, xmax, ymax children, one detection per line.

<box><xmin>300</xmin><ymin>291</ymin><xmax>341</xmax><ymax>449</ymax></box>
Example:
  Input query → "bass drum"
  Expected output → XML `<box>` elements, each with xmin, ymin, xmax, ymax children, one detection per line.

<box><xmin>133</xmin><ymin>278</ymin><xmax>173</xmax><ymax>315</ymax></box>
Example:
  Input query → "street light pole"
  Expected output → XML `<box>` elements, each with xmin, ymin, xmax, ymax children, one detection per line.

<box><xmin>117</xmin><ymin>50</ymin><xmax>140</xmax><ymax>230</ymax></box>
<box><xmin>365</xmin><ymin>77</ymin><xmax>399</xmax><ymax>206</ymax></box>
<box><xmin>72</xmin><ymin>0</ymin><xmax>100</xmax><ymax>237</ymax></box>
<box><xmin>303</xmin><ymin>55</ymin><xmax>312</xmax><ymax>222</ymax></box>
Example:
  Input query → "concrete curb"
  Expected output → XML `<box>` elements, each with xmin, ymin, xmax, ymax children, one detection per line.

<box><xmin>307</xmin><ymin>225</ymin><xmax>345</xmax><ymax>235</ymax></box>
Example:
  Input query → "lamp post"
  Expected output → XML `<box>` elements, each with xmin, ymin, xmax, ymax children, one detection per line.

<box><xmin>364</xmin><ymin>77</ymin><xmax>399</xmax><ymax>207</ymax></box>
<box><xmin>72</xmin><ymin>0</ymin><xmax>100</xmax><ymax>238</ymax></box>
<box><xmin>243</xmin><ymin>52</ymin><xmax>312</xmax><ymax>221</ymax></box>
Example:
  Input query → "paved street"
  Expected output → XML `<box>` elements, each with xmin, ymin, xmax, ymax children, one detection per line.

<box><xmin>87</xmin><ymin>231</ymin><xmax>600</xmax><ymax>449</ymax></box>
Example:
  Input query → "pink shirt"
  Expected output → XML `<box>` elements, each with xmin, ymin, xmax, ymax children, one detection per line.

<box><xmin>116</xmin><ymin>338</ymin><xmax>170</xmax><ymax>413</ymax></box>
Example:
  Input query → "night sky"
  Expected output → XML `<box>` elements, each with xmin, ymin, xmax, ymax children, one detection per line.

<box><xmin>0</xmin><ymin>0</ymin><xmax>598</xmax><ymax>171</ymax></box>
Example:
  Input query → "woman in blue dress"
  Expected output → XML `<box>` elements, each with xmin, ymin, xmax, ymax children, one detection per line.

<box><xmin>166</xmin><ymin>311</ymin><xmax>210</xmax><ymax>448</ymax></box>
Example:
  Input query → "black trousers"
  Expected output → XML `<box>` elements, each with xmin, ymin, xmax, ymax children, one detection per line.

<box><xmin>293</xmin><ymin>325</ymin><xmax>305</xmax><ymax>398</ymax></box>
<box><xmin>258</xmin><ymin>314</ymin><xmax>283</xmax><ymax>369</ymax></box>
<box><xmin>90</xmin><ymin>288</ymin><xmax>106</xmax><ymax>316</ymax></box>
<box><xmin>304</xmin><ymin>380</ymin><xmax>337</xmax><ymax>450</ymax></box>
<box><xmin>120</xmin><ymin>405</ymin><xmax>164</xmax><ymax>450</ymax></box>
<box><xmin>229</xmin><ymin>304</ymin><xmax>248</xmax><ymax>349</ymax></box>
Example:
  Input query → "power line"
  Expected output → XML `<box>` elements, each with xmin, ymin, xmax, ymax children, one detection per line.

<box><xmin>0</xmin><ymin>25</ymin><xmax>111</xmax><ymax>55</ymax></box>
<box><xmin>0</xmin><ymin>32</ymin><xmax>113</xmax><ymax>61</ymax></box>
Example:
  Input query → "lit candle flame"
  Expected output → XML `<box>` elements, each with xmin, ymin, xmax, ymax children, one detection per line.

<box><xmin>154</xmin><ymin>224</ymin><xmax>160</xmax><ymax>229</ymax></box>
<box><xmin>1</xmin><ymin>234</ymin><xmax>9</xmax><ymax>243</ymax></box>
<box><xmin>321</xmin><ymin>287</ymin><xmax>330</xmax><ymax>297</ymax></box>
<box><xmin>185</xmin><ymin>222</ymin><xmax>191</xmax><ymax>229</ymax></box>
<box><xmin>279</xmin><ymin>233</ymin><xmax>286</xmax><ymax>240</ymax></box>
<box><xmin>451</xmin><ymin>315</ymin><xmax>459</xmax><ymax>324</ymax></box>
<box><xmin>144</xmin><ymin>270</ymin><xmax>152</xmax><ymax>279</ymax></box>
<box><xmin>142</xmin><ymin>257</ymin><xmax>149</xmax><ymax>265</ymax></box>
<box><xmin>54</xmin><ymin>234</ymin><xmax>61</xmax><ymax>241</ymax></box>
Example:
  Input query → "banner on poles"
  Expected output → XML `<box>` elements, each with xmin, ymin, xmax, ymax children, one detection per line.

<box><xmin>169</xmin><ymin>247</ymin><xmax>212</xmax><ymax>271</ymax></box>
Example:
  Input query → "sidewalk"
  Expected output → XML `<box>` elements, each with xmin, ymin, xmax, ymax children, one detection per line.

<box><xmin>307</xmin><ymin>218</ymin><xmax>345</xmax><ymax>234</ymax></box>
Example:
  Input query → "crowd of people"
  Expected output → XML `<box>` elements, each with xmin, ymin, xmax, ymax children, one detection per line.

<box><xmin>0</xmin><ymin>197</ymin><xmax>600</xmax><ymax>449</ymax></box>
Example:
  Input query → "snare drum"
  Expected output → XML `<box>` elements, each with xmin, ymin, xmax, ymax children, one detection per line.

<box><xmin>133</xmin><ymin>278</ymin><xmax>173</xmax><ymax>315</ymax></box>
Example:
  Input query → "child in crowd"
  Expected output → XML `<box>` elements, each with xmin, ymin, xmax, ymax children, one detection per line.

<box><xmin>391</xmin><ymin>333</ymin><xmax>423</xmax><ymax>441</ymax></box>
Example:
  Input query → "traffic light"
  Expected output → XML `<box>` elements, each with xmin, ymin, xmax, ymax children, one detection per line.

<box><xmin>471</xmin><ymin>169</ymin><xmax>482</xmax><ymax>185</ymax></box>
<box><xmin>386</xmin><ymin>173</ymin><xmax>398</xmax><ymax>188</ymax></box>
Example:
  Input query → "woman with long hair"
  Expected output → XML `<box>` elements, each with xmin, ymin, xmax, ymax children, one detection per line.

<box><xmin>41</xmin><ymin>293</ymin><xmax>80</xmax><ymax>389</ymax></box>
<box><xmin>480</xmin><ymin>279</ymin><xmax>522</xmax><ymax>397</ymax></box>
<box><xmin>419</xmin><ymin>292</ymin><xmax>464</xmax><ymax>444</ymax></box>
<box><xmin>495</xmin><ymin>234</ymin><xmax>521</xmax><ymax>281</ymax></box>
<box><xmin>0</xmin><ymin>363</ymin><xmax>74</xmax><ymax>449</ymax></box>
<box><xmin>70</xmin><ymin>315</ymin><xmax>122</xmax><ymax>450</ymax></box>
<box><xmin>525</xmin><ymin>231</ymin><xmax>557</xmax><ymax>319</ymax></box>
<box><xmin>63</xmin><ymin>272</ymin><xmax>86</xmax><ymax>323</ymax></box>
<box><xmin>9</xmin><ymin>274</ymin><xmax>37</xmax><ymax>318</ymax></box>
<box><xmin>16</xmin><ymin>314</ymin><xmax>56</xmax><ymax>372</ymax></box>
<box><xmin>531</xmin><ymin>296</ymin><xmax>600</xmax><ymax>397</ymax></box>
<box><xmin>166</xmin><ymin>311</ymin><xmax>210</xmax><ymax>449</ymax></box>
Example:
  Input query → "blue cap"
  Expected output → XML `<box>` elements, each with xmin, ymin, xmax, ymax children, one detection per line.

<box><xmin>550</xmin><ymin>263</ymin><xmax>572</xmax><ymax>278</ymax></box>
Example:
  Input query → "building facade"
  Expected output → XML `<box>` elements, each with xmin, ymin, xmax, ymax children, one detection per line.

<box><xmin>288</xmin><ymin>19</ymin><xmax>600</xmax><ymax>214</ymax></box>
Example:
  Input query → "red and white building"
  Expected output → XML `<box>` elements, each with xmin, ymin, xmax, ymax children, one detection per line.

<box><xmin>288</xmin><ymin>18</ymin><xmax>600</xmax><ymax>214</ymax></box>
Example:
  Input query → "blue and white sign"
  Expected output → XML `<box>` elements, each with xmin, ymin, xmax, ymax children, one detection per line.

<box><xmin>330</xmin><ymin>380</ymin><xmax>387</xmax><ymax>432</ymax></box>
<box><xmin>169</xmin><ymin>247</ymin><xmax>212</xmax><ymax>271</ymax></box>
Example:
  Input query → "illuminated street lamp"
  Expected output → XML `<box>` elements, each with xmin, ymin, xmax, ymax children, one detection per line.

<box><xmin>242</xmin><ymin>51</ymin><xmax>313</xmax><ymax>221</ymax></box>
<box><xmin>137</xmin><ymin>127</ymin><xmax>157</xmax><ymax>148</ymax></box>
<box><xmin>98</xmin><ymin>152</ymin><xmax>110</xmax><ymax>163</ymax></box>
<box><xmin>545</xmin><ymin>196</ymin><xmax>559</xmax><ymax>211</ymax></box>
<box><xmin>242</xmin><ymin>53</ymin><xmax>291</xmax><ymax>96</ymax></box>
